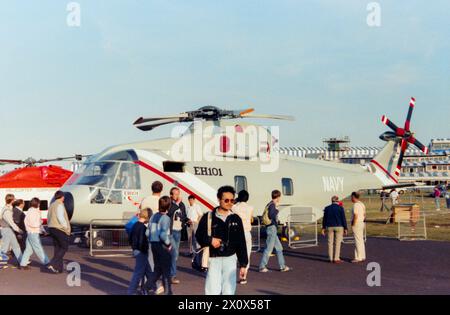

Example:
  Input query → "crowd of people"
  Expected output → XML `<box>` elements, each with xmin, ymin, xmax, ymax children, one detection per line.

<box><xmin>0</xmin><ymin>191</ymin><xmax>72</xmax><ymax>273</ymax></box>
<box><xmin>125</xmin><ymin>182</ymin><xmax>290</xmax><ymax>295</ymax></box>
<box><xmin>3</xmin><ymin>179</ymin><xmax>447</xmax><ymax>295</ymax></box>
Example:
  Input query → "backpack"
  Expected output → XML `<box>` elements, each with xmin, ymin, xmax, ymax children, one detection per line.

<box><xmin>125</xmin><ymin>215</ymin><xmax>139</xmax><ymax>236</ymax></box>
<box><xmin>262</xmin><ymin>203</ymin><xmax>273</xmax><ymax>226</ymax></box>
<box><xmin>192</xmin><ymin>212</ymin><xmax>212</xmax><ymax>273</ymax></box>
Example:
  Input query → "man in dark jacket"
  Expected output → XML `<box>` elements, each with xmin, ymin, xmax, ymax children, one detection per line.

<box><xmin>321</xmin><ymin>196</ymin><xmax>348</xmax><ymax>263</ymax></box>
<box><xmin>12</xmin><ymin>199</ymin><xmax>27</xmax><ymax>251</ymax></box>
<box><xmin>196</xmin><ymin>186</ymin><xmax>248</xmax><ymax>295</ymax></box>
<box><xmin>167</xmin><ymin>187</ymin><xmax>191</xmax><ymax>285</ymax></box>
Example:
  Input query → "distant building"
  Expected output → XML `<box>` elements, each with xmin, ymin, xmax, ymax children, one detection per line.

<box><xmin>281</xmin><ymin>137</ymin><xmax>450</xmax><ymax>186</ymax></box>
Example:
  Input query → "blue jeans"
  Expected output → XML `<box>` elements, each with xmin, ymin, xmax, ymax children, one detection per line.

<box><xmin>0</xmin><ymin>227</ymin><xmax>22</xmax><ymax>263</ymax></box>
<box><xmin>205</xmin><ymin>255</ymin><xmax>237</xmax><ymax>295</ymax></box>
<box><xmin>259</xmin><ymin>225</ymin><xmax>286</xmax><ymax>270</ymax></box>
<box><xmin>170</xmin><ymin>230</ymin><xmax>181</xmax><ymax>278</ymax></box>
<box><xmin>128</xmin><ymin>251</ymin><xmax>153</xmax><ymax>295</ymax></box>
<box><xmin>435</xmin><ymin>198</ymin><xmax>441</xmax><ymax>210</ymax></box>
<box><xmin>20</xmin><ymin>233</ymin><xmax>49</xmax><ymax>267</ymax></box>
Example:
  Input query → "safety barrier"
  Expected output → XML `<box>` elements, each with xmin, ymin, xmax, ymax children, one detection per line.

<box><xmin>286</xmin><ymin>213</ymin><xmax>318</xmax><ymax>249</ymax></box>
<box><xmin>397</xmin><ymin>214</ymin><xmax>427</xmax><ymax>241</ymax></box>
<box><xmin>89</xmin><ymin>219</ymin><xmax>132</xmax><ymax>257</ymax></box>
<box><xmin>251</xmin><ymin>217</ymin><xmax>261</xmax><ymax>252</ymax></box>
<box><xmin>342</xmin><ymin>223</ymin><xmax>367</xmax><ymax>244</ymax></box>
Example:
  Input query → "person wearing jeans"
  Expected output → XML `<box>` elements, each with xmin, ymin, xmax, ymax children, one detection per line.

<box><xmin>321</xmin><ymin>196</ymin><xmax>348</xmax><ymax>263</ymax></box>
<box><xmin>259</xmin><ymin>190</ymin><xmax>290</xmax><ymax>273</ymax></box>
<box><xmin>434</xmin><ymin>186</ymin><xmax>441</xmax><ymax>211</ymax></box>
<box><xmin>0</xmin><ymin>194</ymin><xmax>23</xmax><ymax>265</ymax></box>
<box><xmin>196</xmin><ymin>186</ymin><xmax>248</xmax><ymax>295</ymax></box>
<box><xmin>20</xmin><ymin>198</ymin><xmax>49</xmax><ymax>269</ymax></box>
<box><xmin>167</xmin><ymin>187</ymin><xmax>190</xmax><ymax>285</ymax></box>
<box><xmin>149</xmin><ymin>196</ymin><xmax>173</xmax><ymax>295</ymax></box>
<box><xmin>186</xmin><ymin>195</ymin><xmax>204</xmax><ymax>255</ymax></box>
<box><xmin>127</xmin><ymin>209</ymin><xmax>152</xmax><ymax>295</ymax></box>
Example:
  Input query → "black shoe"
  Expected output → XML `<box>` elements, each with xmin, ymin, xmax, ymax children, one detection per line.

<box><xmin>47</xmin><ymin>265</ymin><xmax>60</xmax><ymax>274</ymax></box>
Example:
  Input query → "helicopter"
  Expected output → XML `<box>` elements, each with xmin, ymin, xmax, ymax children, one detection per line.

<box><xmin>60</xmin><ymin>98</ymin><xmax>428</xmax><ymax>229</ymax></box>
<box><xmin>0</xmin><ymin>155</ymin><xmax>87</xmax><ymax>223</ymax></box>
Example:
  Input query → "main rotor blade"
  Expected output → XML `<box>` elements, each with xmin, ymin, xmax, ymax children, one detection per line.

<box><xmin>394</xmin><ymin>139</ymin><xmax>408</xmax><ymax>176</ymax></box>
<box><xmin>404</xmin><ymin>97</ymin><xmax>415</xmax><ymax>131</ymax></box>
<box><xmin>381</xmin><ymin>115</ymin><xmax>401</xmax><ymax>134</ymax></box>
<box><xmin>0</xmin><ymin>159</ymin><xmax>24</xmax><ymax>165</ymax></box>
<box><xmin>239</xmin><ymin>108</ymin><xmax>255</xmax><ymax>116</ymax></box>
<box><xmin>134</xmin><ymin>113</ymin><xmax>189</xmax><ymax>125</ymax></box>
<box><xmin>37</xmin><ymin>155</ymin><xmax>90</xmax><ymax>164</ymax></box>
<box><xmin>135</xmin><ymin>118</ymin><xmax>181</xmax><ymax>131</ymax></box>
<box><xmin>241</xmin><ymin>113</ymin><xmax>295</xmax><ymax>121</ymax></box>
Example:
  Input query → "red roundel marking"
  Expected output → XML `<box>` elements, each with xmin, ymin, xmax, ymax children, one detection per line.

<box><xmin>220</xmin><ymin>136</ymin><xmax>230</xmax><ymax>153</ymax></box>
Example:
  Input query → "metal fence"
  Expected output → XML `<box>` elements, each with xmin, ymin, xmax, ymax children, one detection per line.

<box><xmin>397</xmin><ymin>214</ymin><xmax>427</xmax><ymax>241</ymax></box>
<box><xmin>89</xmin><ymin>219</ymin><xmax>132</xmax><ymax>257</ymax></box>
<box><xmin>342</xmin><ymin>223</ymin><xmax>367</xmax><ymax>244</ymax></box>
<box><xmin>286</xmin><ymin>213</ymin><xmax>318</xmax><ymax>249</ymax></box>
<box><xmin>251</xmin><ymin>217</ymin><xmax>261</xmax><ymax>252</ymax></box>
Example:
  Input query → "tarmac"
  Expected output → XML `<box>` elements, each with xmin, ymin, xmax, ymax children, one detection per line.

<box><xmin>1</xmin><ymin>237</ymin><xmax>449</xmax><ymax>295</ymax></box>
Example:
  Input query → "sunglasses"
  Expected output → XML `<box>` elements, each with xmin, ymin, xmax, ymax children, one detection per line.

<box><xmin>221</xmin><ymin>198</ymin><xmax>235</xmax><ymax>204</ymax></box>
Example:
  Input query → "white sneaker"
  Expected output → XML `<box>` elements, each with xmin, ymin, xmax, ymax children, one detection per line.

<box><xmin>156</xmin><ymin>285</ymin><xmax>165</xmax><ymax>295</ymax></box>
<box><xmin>259</xmin><ymin>267</ymin><xmax>269</xmax><ymax>273</ymax></box>
<box><xmin>280</xmin><ymin>266</ymin><xmax>291</xmax><ymax>272</ymax></box>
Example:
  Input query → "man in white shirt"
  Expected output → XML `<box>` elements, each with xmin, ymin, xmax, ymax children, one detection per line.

<box><xmin>351</xmin><ymin>192</ymin><xmax>366</xmax><ymax>263</ymax></box>
<box><xmin>390</xmin><ymin>189</ymin><xmax>399</xmax><ymax>206</ymax></box>
<box><xmin>186</xmin><ymin>195</ymin><xmax>204</xmax><ymax>255</ymax></box>
<box><xmin>232</xmin><ymin>190</ymin><xmax>254</xmax><ymax>285</ymax></box>
<box><xmin>140</xmin><ymin>181</ymin><xmax>164</xmax><ymax>215</ymax></box>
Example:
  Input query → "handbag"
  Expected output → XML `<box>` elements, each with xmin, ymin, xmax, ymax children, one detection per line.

<box><xmin>192</xmin><ymin>211</ymin><xmax>212</xmax><ymax>272</ymax></box>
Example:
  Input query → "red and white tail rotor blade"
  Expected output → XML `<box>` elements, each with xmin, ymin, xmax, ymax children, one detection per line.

<box><xmin>404</xmin><ymin>97</ymin><xmax>415</xmax><ymax>131</ymax></box>
<box><xmin>394</xmin><ymin>139</ymin><xmax>408</xmax><ymax>177</ymax></box>
<box><xmin>381</xmin><ymin>115</ymin><xmax>402</xmax><ymax>135</ymax></box>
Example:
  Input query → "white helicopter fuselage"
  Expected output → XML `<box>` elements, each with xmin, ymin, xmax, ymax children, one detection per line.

<box><xmin>62</xmin><ymin>122</ymin><xmax>401</xmax><ymax>226</ymax></box>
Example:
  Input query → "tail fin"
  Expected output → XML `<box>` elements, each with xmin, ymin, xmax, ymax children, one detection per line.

<box><xmin>370</xmin><ymin>140</ymin><xmax>401</xmax><ymax>185</ymax></box>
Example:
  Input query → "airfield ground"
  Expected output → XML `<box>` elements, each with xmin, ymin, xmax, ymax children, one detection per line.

<box><xmin>341</xmin><ymin>194</ymin><xmax>450</xmax><ymax>241</ymax></box>
<box><xmin>1</xmin><ymin>192</ymin><xmax>449</xmax><ymax>295</ymax></box>
<box><xmin>1</xmin><ymin>235</ymin><xmax>449</xmax><ymax>295</ymax></box>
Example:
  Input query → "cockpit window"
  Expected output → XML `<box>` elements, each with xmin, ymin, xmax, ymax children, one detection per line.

<box><xmin>73</xmin><ymin>162</ymin><xmax>119</xmax><ymax>189</ymax></box>
<box><xmin>114</xmin><ymin>163</ymin><xmax>141</xmax><ymax>190</ymax></box>
<box><xmin>100</xmin><ymin>150</ymin><xmax>138</xmax><ymax>162</ymax></box>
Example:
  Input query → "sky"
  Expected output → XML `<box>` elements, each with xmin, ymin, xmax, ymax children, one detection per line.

<box><xmin>0</xmin><ymin>0</ymin><xmax>449</xmax><ymax>165</ymax></box>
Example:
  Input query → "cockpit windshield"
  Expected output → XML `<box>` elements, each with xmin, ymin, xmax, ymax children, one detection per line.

<box><xmin>66</xmin><ymin>149</ymin><xmax>142</xmax><ymax>205</ymax></box>
<box><xmin>72</xmin><ymin>162</ymin><xmax>120</xmax><ymax>188</ymax></box>
<box><xmin>66</xmin><ymin>150</ymin><xmax>141</xmax><ymax>197</ymax></box>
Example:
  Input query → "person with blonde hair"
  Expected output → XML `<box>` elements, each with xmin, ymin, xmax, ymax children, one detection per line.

<box><xmin>127</xmin><ymin>209</ymin><xmax>152</xmax><ymax>295</ymax></box>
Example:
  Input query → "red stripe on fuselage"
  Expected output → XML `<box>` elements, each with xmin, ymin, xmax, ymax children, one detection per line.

<box><xmin>370</xmin><ymin>160</ymin><xmax>399</xmax><ymax>184</ymax></box>
<box><xmin>135</xmin><ymin>160</ymin><xmax>215</xmax><ymax>210</ymax></box>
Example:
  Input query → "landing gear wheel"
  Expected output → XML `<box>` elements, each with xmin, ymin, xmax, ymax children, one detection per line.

<box><xmin>92</xmin><ymin>237</ymin><xmax>105</xmax><ymax>249</ymax></box>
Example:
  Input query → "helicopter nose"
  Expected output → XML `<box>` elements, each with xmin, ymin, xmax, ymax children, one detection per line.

<box><xmin>63</xmin><ymin>191</ymin><xmax>75</xmax><ymax>220</ymax></box>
